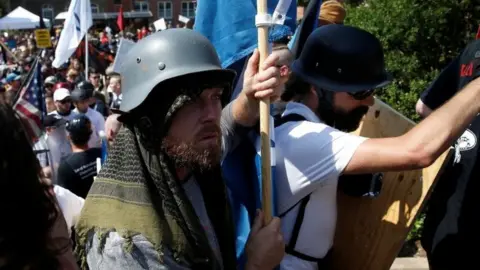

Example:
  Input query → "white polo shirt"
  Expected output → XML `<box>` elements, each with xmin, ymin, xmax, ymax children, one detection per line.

<box><xmin>266</xmin><ymin>102</ymin><xmax>367</xmax><ymax>270</ymax></box>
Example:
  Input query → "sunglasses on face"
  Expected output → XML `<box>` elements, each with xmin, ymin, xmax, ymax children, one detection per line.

<box><xmin>59</xmin><ymin>99</ymin><xmax>71</xmax><ymax>104</ymax></box>
<box><xmin>91</xmin><ymin>76</ymin><xmax>100</xmax><ymax>79</ymax></box>
<box><xmin>348</xmin><ymin>89</ymin><xmax>375</xmax><ymax>100</ymax></box>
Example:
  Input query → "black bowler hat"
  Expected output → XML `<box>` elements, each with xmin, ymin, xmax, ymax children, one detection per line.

<box><xmin>291</xmin><ymin>24</ymin><xmax>392</xmax><ymax>93</ymax></box>
<box><xmin>43</xmin><ymin>114</ymin><xmax>67</xmax><ymax>128</ymax></box>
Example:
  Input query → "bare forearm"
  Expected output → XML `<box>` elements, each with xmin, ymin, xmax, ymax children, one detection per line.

<box><xmin>231</xmin><ymin>92</ymin><xmax>259</xmax><ymax>127</ymax></box>
<box><xmin>404</xmin><ymin>78</ymin><xmax>480</xmax><ymax>165</ymax></box>
<box><xmin>346</xmin><ymin>79</ymin><xmax>480</xmax><ymax>174</ymax></box>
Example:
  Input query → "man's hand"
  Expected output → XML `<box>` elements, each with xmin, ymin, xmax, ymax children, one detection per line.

<box><xmin>232</xmin><ymin>49</ymin><xmax>282</xmax><ymax>127</ymax></box>
<box><xmin>245</xmin><ymin>210</ymin><xmax>285</xmax><ymax>270</ymax></box>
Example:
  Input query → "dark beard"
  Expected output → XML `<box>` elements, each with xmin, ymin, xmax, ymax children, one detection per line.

<box><xmin>161</xmin><ymin>128</ymin><xmax>222</xmax><ymax>173</ymax></box>
<box><xmin>333</xmin><ymin>106</ymin><xmax>369</xmax><ymax>132</ymax></box>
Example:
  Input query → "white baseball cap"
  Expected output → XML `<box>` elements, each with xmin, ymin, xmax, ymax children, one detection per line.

<box><xmin>53</xmin><ymin>88</ymin><xmax>71</xmax><ymax>102</ymax></box>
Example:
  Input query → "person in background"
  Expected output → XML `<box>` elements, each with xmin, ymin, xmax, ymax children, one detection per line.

<box><xmin>0</xmin><ymin>102</ymin><xmax>77</xmax><ymax>269</ymax></box>
<box><xmin>105</xmin><ymin>113</ymin><xmax>122</xmax><ymax>147</ymax></box>
<box><xmin>70</xmin><ymin>81</ymin><xmax>105</xmax><ymax>148</ymax></box>
<box><xmin>87</xmin><ymin>68</ymin><xmax>109</xmax><ymax>117</ymax></box>
<box><xmin>318</xmin><ymin>0</ymin><xmax>346</xmax><ymax>26</ymax></box>
<box><xmin>108</xmin><ymin>75</ymin><xmax>122</xmax><ymax>109</ymax></box>
<box><xmin>416</xmin><ymin>40</ymin><xmax>480</xmax><ymax>270</ymax></box>
<box><xmin>271</xmin><ymin>43</ymin><xmax>294</xmax><ymax>116</ymax></box>
<box><xmin>50</xmin><ymin>88</ymin><xmax>75</xmax><ymax>120</ymax></box>
<box><xmin>44</xmin><ymin>75</ymin><xmax>57</xmax><ymax>96</ymax></box>
<box><xmin>89</xmin><ymin>67</ymin><xmax>104</xmax><ymax>93</ymax></box>
<box><xmin>45</xmin><ymin>92</ymin><xmax>56</xmax><ymax>113</ymax></box>
<box><xmin>33</xmin><ymin>114</ymin><xmax>71</xmax><ymax>180</ymax></box>
<box><xmin>57</xmin><ymin>115</ymin><xmax>101</xmax><ymax>199</ymax></box>
<box><xmin>66</xmin><ymin>69</ymin><xmax>79</xmax><ymax>85</ymax></box>
<box><xmin>4</xmin><ymin>72</ymin><xmax>21</xmax><ymax>92</ymax></box>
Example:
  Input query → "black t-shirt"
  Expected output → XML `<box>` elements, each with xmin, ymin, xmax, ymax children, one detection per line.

<box><xmin>420</xmin><ymin>40</ymin><xmax>480</xmax><ymax>267</ymax></box>
<box><xmin>57</xmin><ymin>148</ymin><xmax>102</xmax><ymax>198</ymax></box>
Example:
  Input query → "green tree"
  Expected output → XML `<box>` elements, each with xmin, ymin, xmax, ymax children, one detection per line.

<box><xmin>345</xmin><ymin>0</ymin><xmax>480</xmax><ymax>121</ymax></box>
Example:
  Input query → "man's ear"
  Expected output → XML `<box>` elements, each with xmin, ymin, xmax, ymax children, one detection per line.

<box><xmin>280</xmin><ymin>65</ymin><xmax>289</xmax><ymax>77</ymax></box>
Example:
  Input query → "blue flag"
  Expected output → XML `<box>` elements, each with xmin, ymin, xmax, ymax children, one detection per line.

<box><xmin>194</xmin><ymin>0</ymin><xmax>296</xmax><ymax>267</ymax></box>
<box><xmin>194</xmin><ymin>0</ymin><xmax>296</xmax><ymax>68</ymax></box>
<box><xmin>288</xmin><ymin>0</ymin><xmax>323</xmax><ymax>58</ymax></box>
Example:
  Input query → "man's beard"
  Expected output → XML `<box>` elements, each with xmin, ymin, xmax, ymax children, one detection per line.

<box><xmin>161</xmin><ymin>125</ymin><xmax>222</xmax><ymax>173</ymax></box>
<box><xmin>333</xmin><ymin>106</ymin><xmax>369</xmax><ymax>132</ymax></box>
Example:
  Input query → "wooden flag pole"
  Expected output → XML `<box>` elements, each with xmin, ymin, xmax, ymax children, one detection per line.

<box><xmin>256</xmin><ymin>0</ymin><xmax>273</xmax><ymax>224</ymax></box>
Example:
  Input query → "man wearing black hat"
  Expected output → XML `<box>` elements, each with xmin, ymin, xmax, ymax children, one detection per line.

<box><xmin>271</xmin><ymin>24</ymin><xmax>480</xmax><ymax>269</ymax></box>
<box><xmin>57</xmin><ymin>114</ymin><xmax>101</xmax><ymax>199</ymax></box>
<box><xmin>71</xmin><ymin>81</ymin><xmax>105</xmax><ymax>149</ymax></box>
<box><xmin>33</xmin><ymin>114</ymin><xmax>71</xmax><ymax>182</ymax></box>
<box><xmin>416</xmin><ymin>40</ymin><xmax>480</xmax><ymax>269</ymax></box>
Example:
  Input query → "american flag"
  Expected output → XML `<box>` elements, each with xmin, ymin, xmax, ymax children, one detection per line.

<box><xmin>13</xmin><ymin>61</ymin><xmax>45</xmax><ymax>142</ymax></box>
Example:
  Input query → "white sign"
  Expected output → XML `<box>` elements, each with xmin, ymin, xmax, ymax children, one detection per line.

<box><xmin>154</xmin><ymin>18</ymin><xmax>167</xmax><ymax>31</ymax></box>
<box><xmin>178</xmin><ymin>15</ymin><xmax>190</xmax><ymax>24</ymax></box>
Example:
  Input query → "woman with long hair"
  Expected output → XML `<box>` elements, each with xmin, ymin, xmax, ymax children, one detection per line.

<box><xmin>0</xmin><ymin>102</ymin><xmax>78</xmax><ymax>269</ymax></box>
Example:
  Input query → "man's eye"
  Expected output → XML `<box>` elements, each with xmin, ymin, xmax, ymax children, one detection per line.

<box><xmin>212</xmin><ymin>94</ymin><xmax>222</xmax><ymax>100</ymax></box>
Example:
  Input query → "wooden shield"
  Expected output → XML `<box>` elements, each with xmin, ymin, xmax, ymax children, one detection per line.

<box><xmin>330</xmin><ymin>99</ymin><xmax>452</xmax><ymax>270</ymax></box>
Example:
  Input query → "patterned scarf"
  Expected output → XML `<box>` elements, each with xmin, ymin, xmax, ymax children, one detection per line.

<box><xmin>75</xmin><ymin>76</ymin><xmax>237</xmax><ymax>270</ymax></box>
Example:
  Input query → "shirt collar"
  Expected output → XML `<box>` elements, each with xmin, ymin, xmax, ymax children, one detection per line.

<box><xmin>282</xmin><ymin>102</ymin><xmax>322</xmax><ymax>123</ymax></box>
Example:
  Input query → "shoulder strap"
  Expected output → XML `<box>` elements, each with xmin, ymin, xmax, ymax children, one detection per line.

<box><xmin>274</xmin><ymin>113</ymin><xmax>307</xmax><ymax>128</ymax></box>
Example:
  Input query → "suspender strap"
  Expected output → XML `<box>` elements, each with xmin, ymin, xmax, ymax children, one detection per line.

<box><xmin>286</xmin><ymin>194</ymin><xmax>310</xmax><ymax>250</ymax></box>
<box><xmin>274</xmin><ymin>112</ymin><xmax>333</xmax><ymax>268</ymax></box>
<box><xmin>274</xmin><ymin>113</ymin><xmax>307</xmax><ymax>128</ymax></box>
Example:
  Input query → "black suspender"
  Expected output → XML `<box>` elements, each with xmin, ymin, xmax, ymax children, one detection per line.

<box><xmin>274</xmin><ymin>113</ymin><xmax>332</xmax><ymax>268</ymax></box>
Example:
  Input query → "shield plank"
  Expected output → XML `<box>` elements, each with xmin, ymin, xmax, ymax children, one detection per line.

<box><xmin>331</xmin><ymin>98</ymin><xmax>452</xmax><ymax>270</ymax></box>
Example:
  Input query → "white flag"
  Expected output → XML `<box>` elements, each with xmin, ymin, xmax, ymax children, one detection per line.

<box><xmin>52</xmin><ymin>0</ymin><xmax>92</xmax><ymax>68</ymax></box>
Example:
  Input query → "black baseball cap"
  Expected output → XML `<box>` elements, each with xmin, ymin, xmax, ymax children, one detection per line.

<box><xmin>66</xmin><ymin>114</ymin><xmax>92</xmax><ymax>135</ymax></box>
<box><xmin>43</xmin><ymin>114</ymin><xmax>67</xmax><ymax>128</ymax></box>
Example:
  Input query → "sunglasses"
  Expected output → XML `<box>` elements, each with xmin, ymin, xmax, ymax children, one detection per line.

<box><xmin>348</xmin><ymin>89</ymin><xmax>375</xmax><ymax>100</ymax></box>
<box><xmin>59</xmin><ymin>99</ymin><xmax>72</xmax><ymax>104</ymax></box>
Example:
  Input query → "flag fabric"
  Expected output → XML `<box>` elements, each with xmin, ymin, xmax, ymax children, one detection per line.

<box><xmin>476</xmin><ymin>25</ymin><xmax>480</xmax><ymax>40</ymax></box>
<box><xmin>52</xmin><ymin>0</ymin><xmax>92</xmax><ymax>68</ymax></box>
<box><xmin>13</xmin><ymin>61</ymin><xmax>45</xmax><ymax>142</ymax></box>
<box><xmin>75</xmin><ymin>40</ymin><xmax>114</xmax><ymax>74</ymax></box>
<box><xmin>288</xmin><ymin>0</ymin><xmax>322</xmax><ymax>58</ymax></box>
<box><xmin>117</xmin><ymin>5</ymin><xmax>124</xmax><ymax>31</ymax></box>
<box><xmin>194</xmin><ymin>0</ymin><xmax>296</xmax><ymax>69</ymax></box>
<box><xmin>195</xmin><ymin>0</ymin><xmax>296</xmax><ymax>267</ymax></box>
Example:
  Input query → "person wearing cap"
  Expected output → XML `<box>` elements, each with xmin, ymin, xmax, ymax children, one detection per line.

<box><xmin>4</xmin><ymin>72</ymin><xmax>21</xmax><ymax>92</ymax></box>
<box><xmin>50</xmin><ymin>88</ymin><xmax>75</xmax><ymax>120</ymax></box>
<box><xmin>415</xmin><ymin>39</ymin><xmax>480</xmax><ymax>270</ymax></box>
<box><xmin>57</xmin><ymin>114</ymin><xmax>101</xmax><ymax>199</ymax></box>
<box><xmin>33</xmin><ymin>114</ymin><xmax>72</xmax><ymax>181</ymax></box>
<box><xmin>318</xmin><ymin>0</ymin><xmax>346</xmax><ymax>26</ymax></box>
<box><xmin>71</xmin><ymin>81</ymin><xmax>105</xmax><ymax>149</ymax></box>
<box><xmin>268</xmin><ymin>24</ymin><xmax>480</xmax><ymax>269</ymax></box>
<box><xmin>44</xmin><ymin>75</ymin><xmax>57</xmax><ymax>96</ymax></box>
<box><xmin>75</xmin><ymin>29</ymin><xmax>284</xmax><ymax>270</ymax></box>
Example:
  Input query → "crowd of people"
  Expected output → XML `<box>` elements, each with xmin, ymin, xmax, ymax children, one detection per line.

<box><xmin>0</xmin><ymin>0</ymin><xmax>478</xmax><ymax>270</ymax></box>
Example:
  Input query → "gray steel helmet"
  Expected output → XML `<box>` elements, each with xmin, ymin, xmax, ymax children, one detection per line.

<box><xmin>119</xmin><ymin>29</ymin><xmax>236</xmax><ymax>113</ymax></box>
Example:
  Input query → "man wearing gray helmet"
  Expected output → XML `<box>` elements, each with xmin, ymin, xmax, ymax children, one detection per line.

<box><xmin>75</xmin><ymin>29</ymin><xmax>285</xmax><ymax>269</ymax></box>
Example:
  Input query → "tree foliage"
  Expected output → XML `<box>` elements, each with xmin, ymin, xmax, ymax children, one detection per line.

<box><xmin>345</xmin><ymin>0</ymin><xmax>480</xmax><ymax>121</ymax></box>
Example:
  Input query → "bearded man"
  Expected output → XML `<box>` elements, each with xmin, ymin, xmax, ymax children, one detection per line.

<box><xmin>75</xmin><ymin>29</ymin><xmax>285</xmax><ymax>269</ymax></box>
<box><xmin>270</xmin><ymin>24</ymin><xmax>480</xmax><ymax>270</ymax></box>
